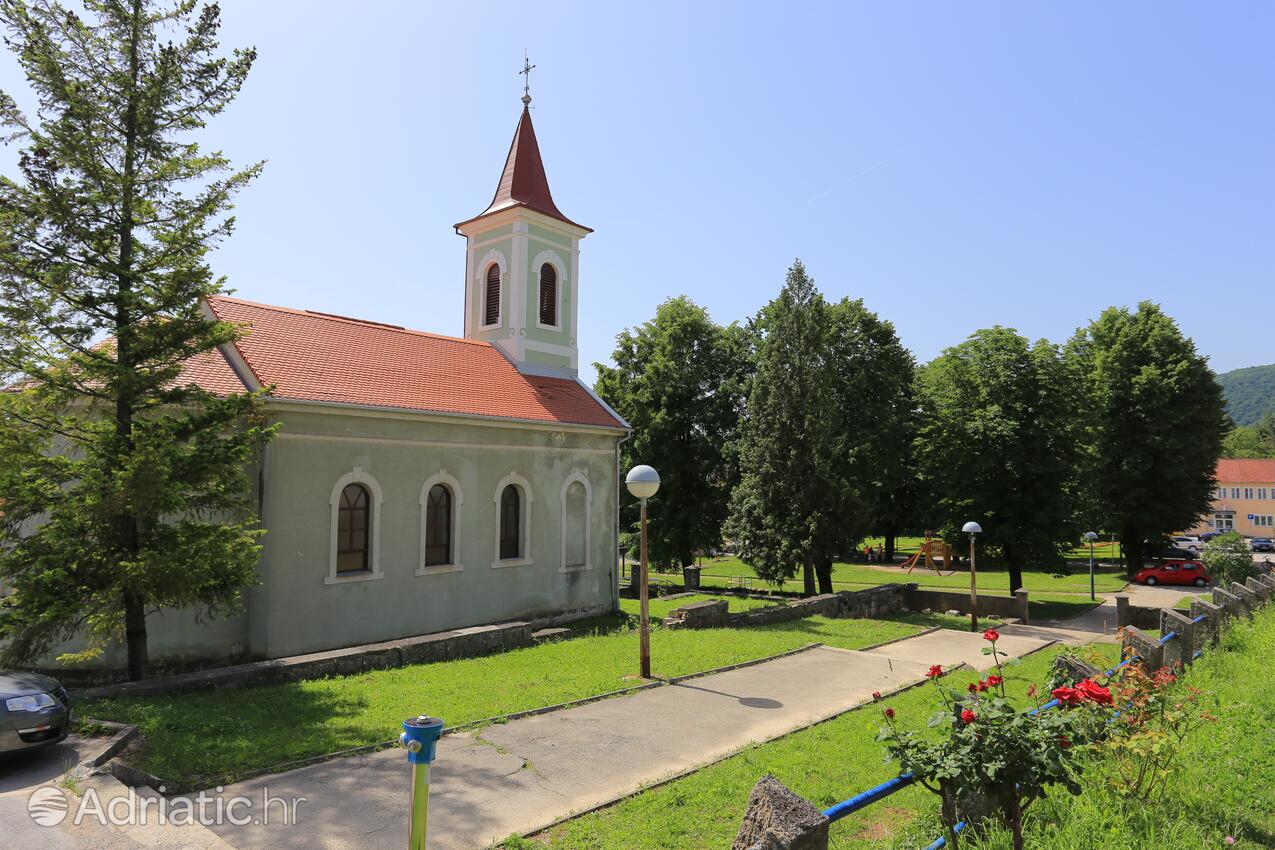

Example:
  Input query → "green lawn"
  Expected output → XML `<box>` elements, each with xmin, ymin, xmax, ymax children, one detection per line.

<box><xmin>530</xmin><ymin>642</ymin><xmax>1121</xmax><ymax>849</ymax></box>
<box><xmin>692</xmin><ymin>556</ymin><xmax>1128</xmax><ymax>596</ymax></box>
<box><xmin>84</xmin><ymin>614</ymin><xmax>933</xmax><ymax>791</ymax></box>
<box><xmin>1028</xmin><ymin>593</ymin><xmax>1107</xmax><ymax>623</ymax></box>
<box><xmin>857</xmin><ymin>535</ymin><xmax>1123</xmax><ymax>563</ymax></box>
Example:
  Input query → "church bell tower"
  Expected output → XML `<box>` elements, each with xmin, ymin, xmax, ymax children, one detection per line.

<box><xmin>455</xmin><ymin>68</ymin><xmax>591</xmax><ymax>378</ymax></box>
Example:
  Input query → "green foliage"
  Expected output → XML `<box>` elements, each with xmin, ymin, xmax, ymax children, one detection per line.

<box><xmin>1221</xmin><ymin>413</ymin><xmax>1275</xmax><ymax>459</ymax></box>
<box><xmin>1215</xmin><ymin>362</ymin><xmax>1275</xmax><ymax>427</ymax></box>
<box><xmin>595</xmin><ymin>296</ymin><xmax>752</xmax><ymax>568</ymax></box>
<box><xmin>1203</xmin><ymin>531</ymin><xmax>1258</xmax><ymax>585</ymax></box>
<box><xmin>914</xmin><ymin>327</ymin><xmax>1083</xmax><ymax>591</ymax></box>
<box><xmin>1066</xmin><ymin>303</ymin><xmax>1229</xmax><ymax>574</ymax></box>
<box><xmin>0</xmin><ymin>0</ymin><xmax>273</xmax><ymax>678</ymax></box>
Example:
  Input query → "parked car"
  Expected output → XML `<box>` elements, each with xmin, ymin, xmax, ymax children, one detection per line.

<box><xmin>0</xmin><ymin>670</ymin><xmax>71</xmax><ymax>755</ymax></box>
<box><xmin>1133</xmin><ymin>560</ymin><xmax>1211</xmax><ymax>587</ymax></box>
<box><xmin>1200</xmin><ymin>530</ymin><xmax>1228</xmax><ymax>541</ymax></box>
<box><xmin>1252</xmin><ymin>537</ymin><xmax>1275</xmax><ymax>553</ymax></box>
<box><xmin>1172</xmin><ymin>535</ymin><xmax>1203</xmax><ymax>553</ymax></box>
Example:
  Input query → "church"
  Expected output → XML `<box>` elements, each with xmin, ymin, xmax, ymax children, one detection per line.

<box><xmin>83</xmin><ymin>97</ymin><xmax>630</xmax><ymax>666</ymax></box>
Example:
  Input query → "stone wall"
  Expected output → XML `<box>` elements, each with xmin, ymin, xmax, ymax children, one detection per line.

<box><xmin>666</xmin><ymin>584</ymin><xmax>934</xmax><ymax>630</ymax></box>
<box><xmin>903</xmin><ymin>587</ymin><xmax>1030</xmax><ymax>623</ymax></box>
<box><xmin>1114</xmin><ymin>595</ymin><xmax>1161</xmax><ymax>630</ymax></box>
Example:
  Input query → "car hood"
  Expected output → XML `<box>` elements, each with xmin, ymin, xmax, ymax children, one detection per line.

<box><xmin>0</xmin><ymin>670</ymin><xmax>61</xmax><ymax>699</ymax></box>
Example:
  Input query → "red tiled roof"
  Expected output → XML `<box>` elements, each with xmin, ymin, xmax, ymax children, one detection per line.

<box><xmin>200</xmin><ymin>296</ymin><xmax>623</xmax><ymax>429</ymax></box>
<box><xmin>455</xmin><ymin>107</ymin><xmax>591</xmax><ymax>232</ymax></box>
<box><xmin>1216</xmin><ymin>458</ymin><xmax>1275</xmax><ymax>484</ymax></box>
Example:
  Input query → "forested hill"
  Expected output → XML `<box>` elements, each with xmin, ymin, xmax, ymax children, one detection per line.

<box><xmin>1217</xmin><ymin>363</ymin><xmax>1275</xmax><ymax>425</ymax></box>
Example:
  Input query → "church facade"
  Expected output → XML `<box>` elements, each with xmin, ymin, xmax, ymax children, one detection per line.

<box><xmin>59</xmin><ymin>101</ymin><xmax>629</xmax><ymax>667</ymax></box>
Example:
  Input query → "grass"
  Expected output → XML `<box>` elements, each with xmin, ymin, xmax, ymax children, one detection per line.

<box><xmin>690</xmin><ymin>556</ymin><xmax>1129</xmax><ymax>596</ymax></box>
<box><xmin>83</xmin><ymin>613</ymin><xmax>934</xmax><ymax>790</ymax></box>
<box><xmin>530</xmin><ymin>642</ymin><xmax>1121</xmax><ymax>849</ymax></box>
<box><xmin>965</xmin><ymin>606</ymin><xmax>1275</xmax><ymax>849</ymax></box>
<box><xmin>1028</xmin><ymin>593</ymin><xmax>1107</xmax><ymax>623</ymax></box>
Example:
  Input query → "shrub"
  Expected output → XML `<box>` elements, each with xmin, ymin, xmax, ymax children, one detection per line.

<box><xmin>1203</xmin><ymin>532</ymin><xmax>1257</xmax><ymax>585</ymax></box>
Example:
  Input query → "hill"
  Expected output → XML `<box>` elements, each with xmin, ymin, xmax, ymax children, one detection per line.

<box><xmin>1217</xmin><ymin>363</ymin><xmax>1275</xmax><ymax>426</ymax></box>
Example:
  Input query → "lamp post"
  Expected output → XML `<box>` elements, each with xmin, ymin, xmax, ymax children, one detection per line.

<box><xmin>626</xmin><ymin>464</ymin><xmax>661</xmax><ymax>679</ymax></box>
<box><xmin>961</xmin><ymin>521</ymin><xmax>982</xmax><ymax>632</ymax></box>
<box><xmin>1084</xmin><ymin>531</ymin><xmax>1098</xmax><ymax>602</ymax></box>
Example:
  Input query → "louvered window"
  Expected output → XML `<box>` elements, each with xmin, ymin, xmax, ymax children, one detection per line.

<box><xmin>500</xmin><ymin>485</ymin><xmax>521</xmax><ymax>559</ymax></box>
<box><xmin>538</xmin><ymin>263</ymin><xmax>557</xmax><ymax>327</ymax></box>
<box><xmin>483</xmin><ymin>264</ymin><xmax>501</xmax><ymax>326</ymax></box>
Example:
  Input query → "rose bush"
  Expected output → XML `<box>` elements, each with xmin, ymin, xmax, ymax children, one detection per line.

<box><xmin>877</xmin><ymin>631</ymin><xmax>1112</xmax><ymax>850</ymax></box>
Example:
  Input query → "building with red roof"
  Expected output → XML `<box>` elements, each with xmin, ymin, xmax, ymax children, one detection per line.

<box><xmin>1186</xmin><ymin>458</ymin><xmax>1275</xmax><ymax>537</ymax></box>
<box><xmin>83</xmin><ymin>95</ymin><xmax>633</xmax><ymax>664</ymax></box>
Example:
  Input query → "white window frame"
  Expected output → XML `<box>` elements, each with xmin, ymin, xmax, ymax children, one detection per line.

<box><xmin>418</xmin><ymin>471</ymin><xmax>464</xmax><ymax>576</ymax></box>
<box><xmin>1232</xmin><ymin>487</ymin><xmax>1241</xmax><ymax>499</ymax></box>
<box><xmin>491</xmin><ymin>471</ymin><xmax>534</xmax><ymax>569</ymax></box>
<box><xmin>477</xmin><ymin>250</ymin><xmax>507</xmax><ymax>330</ymax></box>
<box><xmin>559</xmin><ymin>470</ymin><xmax>593</xmax><ymax>573</ymax></box>
<box><xmin>1255</xmin><ymin>515</ymin><xmax>1273</xmax><ymax>528</ymax></box>
<box><xmin>1244</xmin><ymin>488</ymin><xmax>1254</xmax><ymax>500</ymax></box>
<box><xmin>532</xmin><ymin>249</ymin><xmax>566</xmax><ymax>331</ymax></box>
<box><xmin>326</xmin><ymin>467</ymin><xmax>385</xmax><ymax>585</ymax></box>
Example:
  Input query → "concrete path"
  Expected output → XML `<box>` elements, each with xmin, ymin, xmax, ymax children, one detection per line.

<box><xmin>867</xmin><ymin>627</ymin><xmax>1053</xmax><ymax>670</ymax></box>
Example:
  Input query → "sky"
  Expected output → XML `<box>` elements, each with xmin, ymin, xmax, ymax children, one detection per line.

<box><xmin>1</xmin><ymin>1</ymin><xmax>1272</xmax><ymax>385</ymax></box>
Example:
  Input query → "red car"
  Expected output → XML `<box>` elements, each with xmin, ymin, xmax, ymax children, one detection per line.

<box><xmin>1133</xmin><ymin>560</ymin><xmax>1211</xmax><ymax>587</ymax></box>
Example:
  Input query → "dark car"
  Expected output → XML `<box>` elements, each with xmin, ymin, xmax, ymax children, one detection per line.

<box><xmin>1251</xmin><ymin>537</ymin><xmax>1274</xmax><ymax>553</ymax></box>
<box><xmin>1200</xmin><ymin>530</ymin><xmax>1228</xmax><ymax>541</ymax></box>
<box><xmin>1133</xmin><ymin>560</ymin><xmax>1211</xmax><ymax>587</ymax></box>
<box><xmin>0</xmin><ymin>670</ymin><xmax>71</xmax><ymax>755</ymax></box>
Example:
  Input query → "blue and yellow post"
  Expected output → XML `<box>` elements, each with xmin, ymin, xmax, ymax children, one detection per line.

<box><xmin>401</xmin><ymin>715</ymin><xmax>444</xmax><ymax>850</ymax></box>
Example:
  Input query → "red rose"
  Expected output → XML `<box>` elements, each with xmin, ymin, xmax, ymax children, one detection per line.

<box><xmin>967</xmin><ymin>682</ymin><xmax>978</xmax><ymax>693</ymax></box>
<box><xmin>885</xmin><ymin>707</ymin><xmax>896</xmax><ymax>719</ymax></box>
<box><xmin>1075</xmin><ymin>678</ymin><xmax>1113</xmax><ymax>705</ymax></box>
<box><xmin>872</xmin><ymin>691</ymin><xmax>882</xmax><ymax>700</ymax></box>
<box><xmin>983</xmin><ymin>629</ymin><xmax>1000</xmax><ymax>643</ymax></box>
<box><xmin>1058</xmin><ymin>735</ymin><xmax>1072</xmax><ymax>749</ymax></box>
<box><xmin>986</xmin><ymin>675</ymin><xmax>1003</xmax><ymax>687</ymax></box>
<box><xmin>927</xmin><ymin>665</ymin><xmax>944</xmax><ymax>679</ymax></box>
<box><xmin>961</xmin><ymin>709</ymin><xmax>977</xmax><ymax>724</ymax></box>
<box><xmin>1051</xmin><ymin>686</ymin><xmax>1083</xmax><ymax>706</ymax></box>
<box><xmin>975</xmin><ymin>680</ymin><xmax>989</xmax><ymax>692</ymax></box>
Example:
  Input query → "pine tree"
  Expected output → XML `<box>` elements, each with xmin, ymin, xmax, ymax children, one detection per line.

<box><xmin>726</xmin><ymin>260</ymin><xmax>846</xmax><ymax>595</ymax></box>
<box><xmin>0</xmin><ymin>0</ymin><xmax>273</xmax><ymax>680</ymax></box>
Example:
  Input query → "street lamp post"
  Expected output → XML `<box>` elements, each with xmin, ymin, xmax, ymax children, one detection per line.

<box><xmin>626</xmin><ymin>464</ymin><xmax>661</xmax><ymax>679</ymax></box>
<box><xmin>962</xmin><ymin>521</ymin><xmax>982</xmax><ymax>632</ymax></box>
<box><xmin>1084</xmin><ymin>531</ymin><xmax>1099</xmax><ymax>602</ymax></box>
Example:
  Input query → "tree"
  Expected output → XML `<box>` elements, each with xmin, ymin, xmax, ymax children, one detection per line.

<box><xmin>1202</xmin><ymin>532</ymin><xmax>1258</xmax><ymax>586</ymax></box>
<box><xmin>726</xmin><ymin>260</ymin><xmax>849</xmax><ymax>595</ymax></box>
<box><xmin>1220</xmin><ymin>413</ymin><xmax>1275</xmax><ymax>459</ymax></box>
<box><xmin>1067</xmin><ymin>303</ymin><xmax>1229</xmax><ymax>576</ymax></box>
<box><xmin>825</xmin><ymin>298</ymin><xmax>918</xmax><ymax>564</ymax></box>
<box><xmin>595</xmin><ymin>296</ymin><xmax>751</xmax><ymax>569</ymax></box>
<box><xmin>914</xmin><ymin>327</ymin><xmax>1083</xmax><ymax>592</ymax></box>
<box><xmin>0</xmin><ymin>0</ymin><xmax>273</xmax><ymax>680</ymax></box>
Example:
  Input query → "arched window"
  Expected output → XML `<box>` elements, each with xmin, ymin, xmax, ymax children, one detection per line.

<box><xmin>538</xmin><ymin>263</ymin><xmax>557</xmax><ymax>327</ymax></box>
<box><xmin>483</xmin><ymin>263</ymin><xmax>501</xmax><ymax>326</ymax></box>
<box><xmin>564</xmin><ymin>480</ymin><xmax>587</xmax><ymax>567</ymax></box>
<box><xmin>424</xmin><ymin>484</ymin><xmax>452</xmax><ymax>567</ymax></box>
<box><xmin>500</xmin><ymin>485</ymin><xmax>521</xmax><ymax>560</ymax></box>
<box><xmin>337</xmin><ymin>483</ymin><xmax>370</xmax><ymax>573</ymax></box>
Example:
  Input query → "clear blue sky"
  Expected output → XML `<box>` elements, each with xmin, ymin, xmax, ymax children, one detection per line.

<box><xmin>2</xmin><ymin>1</ymin><xmax>1273</xmax><ymax>384</ymax></box>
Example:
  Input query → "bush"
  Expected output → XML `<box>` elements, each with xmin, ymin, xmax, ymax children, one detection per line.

<box><xmin>1203</xmin><ymin>532</ymin><xmax>1257</xmax><ymax>585</ymax></box>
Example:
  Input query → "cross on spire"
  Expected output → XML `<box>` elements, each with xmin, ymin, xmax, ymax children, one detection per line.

<box><xmin>520</xmin><ymin>50</ymin><xmax>535</xmax><ymax>106</ymax></box>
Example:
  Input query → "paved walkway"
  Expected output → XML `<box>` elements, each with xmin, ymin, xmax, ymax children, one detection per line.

<box><xmin>198</xmin><ymin>629</ymin><xmax>1053</xmax><ymax>850</ymax></box>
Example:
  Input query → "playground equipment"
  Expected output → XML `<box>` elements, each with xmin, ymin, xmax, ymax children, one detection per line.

<box><xmin>899</xmin><ymin>532</ymin><xmax>958</xmax><ymax>577</ymax></box>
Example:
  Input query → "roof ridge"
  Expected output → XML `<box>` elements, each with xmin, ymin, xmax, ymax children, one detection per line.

<box><xmin>206</xmin><ymin>295</ymin><xmax>493</xmax><ymax>348</ymax></box>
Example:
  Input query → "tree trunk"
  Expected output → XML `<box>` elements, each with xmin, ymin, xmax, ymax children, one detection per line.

<box><xmin>815</xmin><ymin>554</ymin><xmax>833</xmax><ymax>595</ymax></box>
<box><xmin>1008</xmin><ymin>788</ymin><xmax>1024</xmax><ymax>850</ymax></box>
<box><xmin>1122</xmin><ymin>526</ymin><xmax>1144</xmax><ymax>577</ymax></box>
<box><xmin>124</xmin><ymin>589</ymin><xmax>148</xmax><ymax>681</ymax></box>
<box><xmin>1007</xmin><ymin>564</ymin><xmax>1023</xmax><ymax>593</ymax></box>
<box><xmin>883</xmin><ymin>529</ymin><xmax>897</xmax><ymax>563</ymax></box>
<box><xmin>802</xmin><ymin>555</ymin><xmax>816</xmax><ymax>597</ymax></box>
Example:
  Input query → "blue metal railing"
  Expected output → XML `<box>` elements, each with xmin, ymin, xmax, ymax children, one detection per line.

<box><xmin>821</xmin><ymin>623</ymin><xmax>1202</xmax><ymax>843</ymax></box>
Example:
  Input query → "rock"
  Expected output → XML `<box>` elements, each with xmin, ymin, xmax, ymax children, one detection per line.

<box><xmin>732</xmin><ymin>774</ymin><xmax>829</xmax><ymax>850</ymax></box>
<box><xmin>1050</xmin><ymin>652</ymin><xmax>1101</xmax><ymax>686</ymax></box>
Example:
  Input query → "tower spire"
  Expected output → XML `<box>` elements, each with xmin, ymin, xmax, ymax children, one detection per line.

<box><xmin>520</xmin><ymin>50</ymin><xmax>535</xmax><ymax>107</ymax></box>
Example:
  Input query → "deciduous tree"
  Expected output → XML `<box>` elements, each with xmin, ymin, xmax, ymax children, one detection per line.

<box><xmin>1067</xmin><ymin>303</ymin><xmax>1229</xmax><ymax>576</ymax></box>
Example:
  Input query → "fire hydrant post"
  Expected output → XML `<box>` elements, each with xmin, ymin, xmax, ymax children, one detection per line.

<box><xmin>401</xmin><ymin>715</ymin><xmax>444</xmax><ymax>850</ymax></box>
